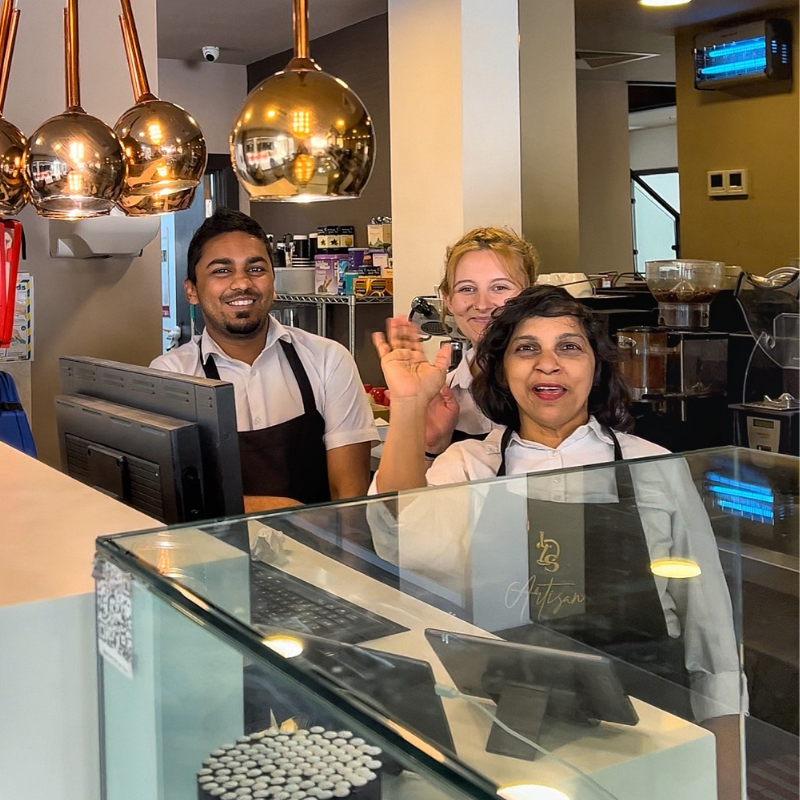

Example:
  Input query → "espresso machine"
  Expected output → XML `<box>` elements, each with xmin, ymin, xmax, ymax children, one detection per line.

<box><xmin>617</xmin><ymin>260</ymin><xmax>730</xmax><ymax>451</ymax></box>
<box><xmin>729</xmin><ymin>266</ymin><xmax>799</xmax><ymax>455</ymax></box>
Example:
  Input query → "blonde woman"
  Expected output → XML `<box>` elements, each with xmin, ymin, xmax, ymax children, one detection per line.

<box><xmin>425</xmin><ymin>227</ymin><xmax>539</xmax><ymax>456</ymax></box>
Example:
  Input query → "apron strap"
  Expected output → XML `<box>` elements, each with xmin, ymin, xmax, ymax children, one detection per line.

<box><xmin>606</xmin><ymin>427</ymin><xmax>624</xmax><ymax>461</ymax></box>
<box><xmin>277</xmin><ymin>339</ymin><xmax>317</xmax><ymax>417</ymax></box>
<box><xmin>200</xmin><ymin>344</ymin><xmax>221</xmax><ymax>380</ymax></box>
<box><xmin>496</xmin><ymin>422</ymin><xmax>625</xmax><ymax>477</ymax></box>
<box><xmin>496</xmin><ymin>426</ymin><xmax>515</xmax><ymax>477</ymax></box>
<box><xmin>198</xmin><ymin>339</ymin><xmax>317</xmax><ymax>418</ymax></box>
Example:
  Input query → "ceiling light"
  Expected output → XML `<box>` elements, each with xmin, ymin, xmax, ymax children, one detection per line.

<box><xmin>113</xmin><ymin>0</ymin><xmax>206</xmax><ymax>216</ymax></box>
<box><xmin>639</xmin><ymin>0</ymin><xmax>691</xmax><ymax>7</ymax></box>
<box><xmin>230</xmin><ymin>0</ymin><xmax>375</xmax><ymax>202</ymax></box>
<box><xmin>0</xmin><ymin>0</ymin><xmax>27</xmax><ymax>217</ymax></box>
<box><xmin>24</xmin><ymin>0</ymin><xmax>126</xmax><ymax>219</ymax></box>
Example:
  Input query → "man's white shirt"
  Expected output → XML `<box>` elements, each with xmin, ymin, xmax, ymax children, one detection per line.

<box><xmin>150</xmin><ymin>318</ymin><xmax>377</xmax><ymax>450</ymax></box>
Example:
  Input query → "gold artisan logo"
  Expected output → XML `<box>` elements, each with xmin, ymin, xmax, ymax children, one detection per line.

<box><xmin>535</xmin><ymin>530</ymin><xmax>561</xmax><ymax>572</ymax></box>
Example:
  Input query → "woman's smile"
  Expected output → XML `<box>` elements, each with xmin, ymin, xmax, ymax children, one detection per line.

<box><xmin>531</xmin><ymin>382</ymin><xmax>567</xmax><ymax>401</ymax></box>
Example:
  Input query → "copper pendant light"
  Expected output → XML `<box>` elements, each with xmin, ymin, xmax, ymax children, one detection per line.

<box><xmin>114</xmin><ymin>0</ymin><xmax>206</xmax><ymax>216</ymax></box>
<box><xmin>24</xmin><ymin>0</ymin><xmax>126</xmax><ymax>219</ymax></box>
<box><xmin>0</xmin><ymin>0</ymin><xmax>27</xmax><ymax>217</ymax></box>
<box><xmin>230</xmin><ymin>0</ymin><xmax>375</xmax><ymax>202</ymax></box>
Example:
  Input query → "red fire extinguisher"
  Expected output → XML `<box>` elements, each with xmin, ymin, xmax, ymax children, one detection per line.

<box><xmin>0</xmin><ymin>219</ymin><xmax>24</xmax><ymax>349</ymax></box>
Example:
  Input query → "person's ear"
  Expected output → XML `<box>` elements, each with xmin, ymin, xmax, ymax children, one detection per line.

<box><xmin>184</xmin><ymin>278</ymin><xmax>199</xmax><ymax>305</ymax></box>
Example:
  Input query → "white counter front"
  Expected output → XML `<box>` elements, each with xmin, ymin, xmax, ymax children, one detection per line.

<box><xmin>0</xmin><ymin>442</ymin><xmax>160</xmax><ymax>800</ymax></box>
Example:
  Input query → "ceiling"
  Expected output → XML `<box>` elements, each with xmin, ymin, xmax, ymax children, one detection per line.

<box><xmin>157</xmin><ymin>0</ymin><xmax>795</xmax><ymax>74</ymax></box>
<box><xmin>157</xmin><ymin>0</ymin><xmax>387</xmax><ymax>65</ymax></box>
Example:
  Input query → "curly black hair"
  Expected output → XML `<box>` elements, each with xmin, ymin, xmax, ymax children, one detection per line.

<box><xmin>186</xmin><ymin>207</ymin><xmax>273</xmax><ymax>284</ymax></box>
<box><xmin>471</xmin><ymin>285</ymin><xmax>632</xmax><ymax>432</ymax></box>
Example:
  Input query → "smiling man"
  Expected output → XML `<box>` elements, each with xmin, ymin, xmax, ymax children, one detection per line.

<box><xmin>150</xmin><ymin>208</ymin><xmax>376</xmax><ymax>509</ymax></box>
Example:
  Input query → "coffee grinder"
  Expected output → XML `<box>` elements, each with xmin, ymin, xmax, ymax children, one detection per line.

<box><xmin>729</xmin><ymin>266</ymin><xmax>799</xmax><ymax>455</ymax></box>
<box><xmin>617</xmin><ymin>260</ymin><xmax>729</xmax><ymax>451</ymax></box>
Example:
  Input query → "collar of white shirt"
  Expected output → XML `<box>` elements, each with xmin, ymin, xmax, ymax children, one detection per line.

<box><xmin>485</xmin><ymin>415</ymin><xmax>615</xmax><ymax>454</ymax></box>
<box><xmin>198</xmin><ymin>315</ymin><xmax>292</xmax><ymax>368</ymax></box>
<box><xmin>448</xmin><ymin>347</ymin><xmax>476</xmax><ymax>389</ymax></box>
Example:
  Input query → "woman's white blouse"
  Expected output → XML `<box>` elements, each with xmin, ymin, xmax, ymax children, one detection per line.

<box><xmin>368</xmin><ymin>417</ymin><xmax>744</xmax><ymax>722</ymax></box>
<box><xmin>427</xmin><ymin>416</ymin><xmax>669</xmax><ymax>486</ymax></box>
<box><xmin>445</xmin><ymin>349</ymin><xmax>499</xmax><ymax>438</ymax></box>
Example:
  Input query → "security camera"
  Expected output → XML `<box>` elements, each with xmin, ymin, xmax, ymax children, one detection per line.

<box><xmin>202</xmin><ymin>46</ymin><xmax>220</xmax><ymax>63</ymax></box>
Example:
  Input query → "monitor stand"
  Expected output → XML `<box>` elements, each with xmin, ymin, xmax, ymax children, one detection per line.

<box><xmin>485</xmin><ymin>681</ymin><xmax>550</xmax><ymax>761</ymax></box>
<box><xmin>485</xmin><ymin>679</ymin><xmax>598</xmax><ymax>761</ymax></box>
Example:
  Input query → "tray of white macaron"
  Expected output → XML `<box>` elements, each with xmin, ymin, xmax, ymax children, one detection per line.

<box><xmin>197</xmin><ymin>725</ymin><xmax>385</xmax><ymax>800</ymax></box>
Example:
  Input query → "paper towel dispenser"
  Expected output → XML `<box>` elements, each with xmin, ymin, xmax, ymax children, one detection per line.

<box><xmin>49</xmin><ymin>210</ymin><xmax>160</xmax><ymax>259</ymax></box>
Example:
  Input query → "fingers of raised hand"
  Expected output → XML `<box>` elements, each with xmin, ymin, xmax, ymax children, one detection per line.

<box><xmin>387</xmin><ymin>316</ymin><xmax>422</xmax><ymax>351</ymax></box>
<box><xmin>372</xmin><ymin>331</ymin><xmax>391</xmax><ymax>359</ymax></box>
<box><xmin>433</xmin><ymin>342</ymin><xmax>451</xmax><ymax>369</ymax></box>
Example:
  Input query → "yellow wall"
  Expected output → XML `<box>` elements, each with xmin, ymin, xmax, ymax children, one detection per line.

<box><xmin>676</xmin><ymin>7</ymin><xmax>799</xmax><ymax>274</ymax></box>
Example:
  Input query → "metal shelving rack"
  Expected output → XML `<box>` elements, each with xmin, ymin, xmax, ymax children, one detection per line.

<box><xmin>274</xmin><ymin>293</ymin><xmax>393</xmax><ymax>355</ymax></box>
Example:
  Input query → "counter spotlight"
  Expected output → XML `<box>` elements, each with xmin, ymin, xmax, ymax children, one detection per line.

<box><xmin>639</xmin><ymin>0</ymin><xmax>691</xmax><ymax>6</ymax></box>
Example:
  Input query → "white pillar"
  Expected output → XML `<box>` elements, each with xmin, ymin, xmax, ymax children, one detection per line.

<box><xmin>388</xmin><ymin>0</ymin><xmax>522</xmax><ymax>316</ymax></box>
<box><xmin>519</xmin><ymin>0</ymin><xmax>580</xmax><ymax>273</ymax></box>
<box><xmin>577</xmin><ymin>80</ymin><xmax>634</xmax><ymax>275</ymax></box>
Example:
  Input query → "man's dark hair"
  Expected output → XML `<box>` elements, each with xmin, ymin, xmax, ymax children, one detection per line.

<box><xmin>471</xmin><ymin>285</ymin><xmax>632</xmax><ymax>432</ymax></box>
<box><xmin>186</xmin><ymin>207</ymin><xmax>273</xmax><ymax>284</ymax></box>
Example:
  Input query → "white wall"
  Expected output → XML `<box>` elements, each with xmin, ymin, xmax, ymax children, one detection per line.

<box><xmin>5</xmin><ymin>0</ymin><xmax>162</xmax><ymax>467</ymax></box>
<box><xmin>388</xmin><ymin>0</ymin><xmax>522</xmax><ymax>316</ymax></box>
<box><xmin>576</xmin><ymin>80</ymin><xmax>633</xmax><ymax>274</ymax></box>
<box><xmin>157</xmin><ymin>58</ymin><xmax>248</xmax><ymax>154</ymax></box>
<box><xmin>630</xmin><ymin>125</ymin><xmax>678</xmax><ymax>172</ymax></box>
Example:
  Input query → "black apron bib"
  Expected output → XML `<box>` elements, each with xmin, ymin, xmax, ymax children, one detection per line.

<box><xmin>201</xmin><ymin>339</ymin><xmax>331</xmax><ymax>504</ymax></box>
<box><xmin>451</xmin><ymin>428</ymin><xmax>490</xmax><ymax>444</ymax></box>
<box><xmin>495</xmin><ymin>425</ymin><xmax>691</xmax><ymax>715</ymax></box>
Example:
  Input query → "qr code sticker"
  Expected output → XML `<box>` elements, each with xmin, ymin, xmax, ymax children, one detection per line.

<box><xmin>94</xmin><ymin>558</ymin><xmax>134</xmax><ymax>679</ymax></box>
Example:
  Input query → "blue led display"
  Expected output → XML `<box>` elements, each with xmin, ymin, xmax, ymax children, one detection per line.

<box><xmin>694</xmin><ymin>19</ymin><xmax>791</xmax><ymax>89</ymax></box>
<box><xmin>705</xmin><ymin>472</ymin><xmax>775</xmax><ymax>524</ymax></box>
<box><xmin>697</xmin><ymin>36</ymin><xmax>768</xmax><ymax>81</ymax></box>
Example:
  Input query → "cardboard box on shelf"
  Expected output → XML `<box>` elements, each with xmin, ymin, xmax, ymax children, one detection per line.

<box><xmin>314</xmin><ymin>254</ymin><xmax>348</xmax><ymax>295</ymax></box>
<box><xmin>367</xmin><ymin>223</ymin><xmax>391</xmax><ymax>249</ymax></box>
<box><xmin>318</xmin><ymin>225</ymin><xmax>354</xmax><ymax>252</ymax></box>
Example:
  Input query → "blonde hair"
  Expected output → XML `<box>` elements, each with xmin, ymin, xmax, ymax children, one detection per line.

<box><xmin>438</xmin><ymin>227</ymin><xmax>540</xmax><ymax>306</ymax></box>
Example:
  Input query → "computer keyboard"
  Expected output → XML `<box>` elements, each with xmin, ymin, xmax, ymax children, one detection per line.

<box><xmin>250</xmin><ymin>561</ymin><xmax>408</xmax><ymax>644</ymax></box>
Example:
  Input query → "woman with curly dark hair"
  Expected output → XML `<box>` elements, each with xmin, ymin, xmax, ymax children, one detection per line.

<box><xmin>370</xmin><ymin>287</ymin><xmax>743</xmax><ymax>799</ymax></box>
<box><xmin>372</xmin><ymin>285</ymin><xmax>667</xmax><ymax>490</ymax></box>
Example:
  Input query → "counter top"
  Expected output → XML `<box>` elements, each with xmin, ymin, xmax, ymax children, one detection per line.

<box><xmin>0</xmin><ymin>442</ymin><xmax>160</xmax><ymax>607</ymax></box>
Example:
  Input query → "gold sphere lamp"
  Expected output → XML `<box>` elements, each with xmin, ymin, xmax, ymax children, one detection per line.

<box><xmin>114</xmin><ymin>0</ymin><xmax>207</xmax><ymax>216</ymax></box>
<box><xmin>24</xmin><ymin>0</ymin><xmax>126</xmax><ymax>219</ymax></box>
<box><xmin>0</xmin><ymin>0</ymin><xmax>27</xmax><ymax>217</ymax></box>
<box><xmin>230</xmin><ymin>0</ymin><xmax>375</xmax><ymax>202</ymax></box>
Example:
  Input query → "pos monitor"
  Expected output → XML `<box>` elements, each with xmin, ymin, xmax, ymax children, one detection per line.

<box><xmin>425</xmin><ymin>628</ymin><xmax>638</xmax><ymax>761</ymax></box>
<box><xmin>56</xmin><ymin>356</ymin><xmax>243</xmax><ymax>524</ymax></box>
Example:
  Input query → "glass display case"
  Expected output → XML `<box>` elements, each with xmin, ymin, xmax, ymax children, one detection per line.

<box><xmin>95</xmin><ymin>446</ymin><xmax>798</xmax><ymax>800</ymax></box>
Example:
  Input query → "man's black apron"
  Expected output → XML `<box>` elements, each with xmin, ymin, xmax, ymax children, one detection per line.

<box><xmin>201</xmin><ymin>340</ymin><xmax>330</xmax><ymax>504</ymax></box>
<box><xmin>494</xmin><ymin>425</ymin><xmax>691</xmax><ymax>716</ymax></box>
